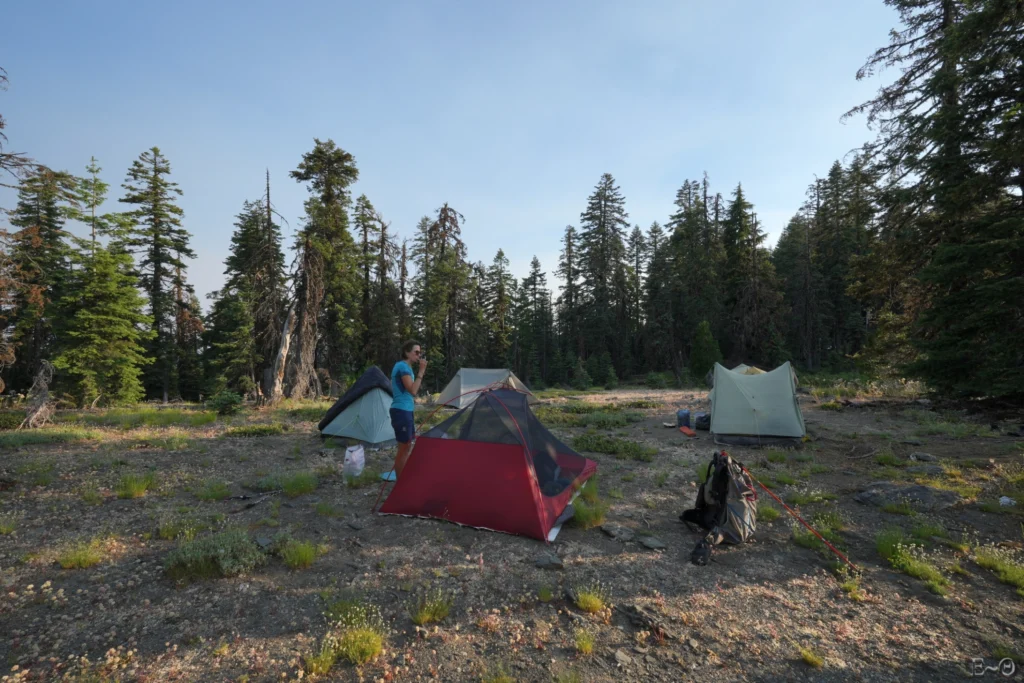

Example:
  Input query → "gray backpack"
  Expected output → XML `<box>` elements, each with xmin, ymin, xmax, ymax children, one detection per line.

<box><xmin>680</xmin><ymin>450</ymin><xmax>758</xmax><ymax>564</ymax></box>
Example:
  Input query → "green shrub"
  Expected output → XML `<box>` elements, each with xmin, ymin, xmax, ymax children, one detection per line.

<box><xmin>209</xmin><ymin>391</ymin><xmax>243</xmax><ymax>416</ymax></box>
<box><xmin>819</xmin><ymin>401</ymin><xmax>843</xmax><ymax>411</ymax></box>
<box><xmin>345</xmin><ymin>467</ymin><xmax>381</xmax><ymax>489</ymax></box>
<box><xmin>164</xmin><ymin>529</ymin><xmax>266</xmax><ymax>582</ymax></box>
<box><xmin>0</xmin><ymin>427</ymin><xmax>101</xmax><ymax>448</ymax></box>
<box><xmin>689</xmin><ymin>320</ymin><xmax>723</xmax><ymax>380</ymax></box>
<box><xmin>571</xmin><ymin>358</ymin><xmax>592</xmax><ymax>390</ymax></box>
<box><xmin>644</xmin><ymin>372</ymin><xmax>668</xmax><ymax>389</ymax></box>
<box><xmin>223</xmin><ymin>423</ymin><xmax>286</xmax><ymax>438</ymax></box>
<box><xmin>571</xmin><ymin>432</ymin><xmax>656</xmax><ymax>462</ymax></box>
<box><xmin>78</xmin><ymin>408</ymin><xmax>216</xmax><ymax>429</ymax></box>
<box><xmin>281</xmin><ymin>472</ymin><xmax>318</xmax><ymax>497</ymax></box>
<box><xmin>0</xmin><ymin>412</ymin><xmax>23</xmax><ymax>430</ymax></box>
<box><xmin>195</xmin><ymin>480</ymin><xmax>231</xmax><ymax>501</ymax></box>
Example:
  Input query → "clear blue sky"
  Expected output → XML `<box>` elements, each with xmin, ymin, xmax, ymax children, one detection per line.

<box><xmin>2</xmin><ymin>0</ymin><xmax>897</xmax><ymax>309</ymax></box>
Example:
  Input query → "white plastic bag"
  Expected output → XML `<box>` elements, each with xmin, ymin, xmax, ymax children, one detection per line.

<box><xmin>343</xmin><ymin>444</ymin><xmax>365</xmax><ymax>481</ymax></box>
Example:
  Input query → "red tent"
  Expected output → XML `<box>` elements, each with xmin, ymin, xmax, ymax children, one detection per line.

<box><xmin>378</xmin><ymin>388</ymin><xmax>597</xmax><ymax>541</ymax></box>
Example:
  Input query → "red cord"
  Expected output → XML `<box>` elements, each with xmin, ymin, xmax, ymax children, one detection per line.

<box><xmin>739</xmin><ymin>463</ymin><xmax>860</xmax><ymax>573</ymax></box>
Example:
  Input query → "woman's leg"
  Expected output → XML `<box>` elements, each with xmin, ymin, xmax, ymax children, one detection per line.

<box><xmin>393</xmin><ymin>441</ymin><xmax>413</xmax><ymax>477</ymax></box>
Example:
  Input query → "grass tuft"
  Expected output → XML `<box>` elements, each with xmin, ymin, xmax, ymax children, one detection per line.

<box><xmin>786</xmin><ymin>490</ymin><xmax>837</xmax><ymax>506</ymax></box>
<box><xmin>0</xmin><ymin>514</ymin><xmax>16</xmax><ymax>535</ymax></box>
<box><xmin>569</xmin><ymin>498</ymin><xmax>608</xmax><ymax>529</ymax></box>
<box><xmin>882</xmin><ymin>500</ymin><xmax>916</xmax><ymax>516</ymax></box>
<box><xmin>574</xmin><ymin>627</ymin><xmax>595</xmax><ymax>655</ymax></box>
<box><xmin>281</xmin><ymin>471</ymin><xmax>318</xmax><ymax>497</ymax></box>
<box><xmin>57</xmin><ymin>539</ymin><xmax>105</xmax><ymax>569</ymax></box>
<box><xmin>279</xmin><ymin>539</ymin><xmax>322</xmax><ymax>569</ymax></box>
<box><xmin>409</xmin><ymin>588</ymin><xmax>453</xmax><ymax>625</ymax></box>
<box><xmin>538</xmin><ymin>585</ymin><xmax>553</xmax><ymax>602</ymax></box>
<box><xmin>195</xmin><ymin>480</ymin><xmax>231</xmax><ymax>501</ymax></box>
<box><xmin>974</xmin><ymin>547</ymin><xmax>1024</xmax><ymax>598</ymax></box>
<box><xmin>798</xmin><ymin>645</ymin><xmax>824</xmax><ymax>668</ymax></box>
<box><xmin>116</xmin><ymin>472</ymin><xmax>156</xmax><ymax>499</ymax></box>
<box><xmin>760</xmin><ymin>506</ymin><xmax>781</xmax><ymax>522</ymax></box>
<box><xmin>344</xmin><ymin>467</ymin><xmax>381</xmax><ymax>488</ymax></box>
<box><xmin>572</xmin><ymin>580</ymin><xmax>609</xmax><ymax>614</ymax></box>
<box><xmin>766</xmin><ymin>450</ymin><xmax>787</xmax><ymax>463</ymax></box>
<box><xmin>0</xmin><ymin>427</ymin><xmax>102</xmax><ymax>448</ymax></box>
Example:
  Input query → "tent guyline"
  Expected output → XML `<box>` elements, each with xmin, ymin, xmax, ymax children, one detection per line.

<box><xmin>740</xmin><ymin>463</ymin><xmax>859</xmax><ymax>573</ymax></box>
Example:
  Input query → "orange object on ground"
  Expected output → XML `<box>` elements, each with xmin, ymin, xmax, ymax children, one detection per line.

<box><xmin>679</xmin><ymin>426</ymin><xmax>696</xmax><ymax>437</ymax></box>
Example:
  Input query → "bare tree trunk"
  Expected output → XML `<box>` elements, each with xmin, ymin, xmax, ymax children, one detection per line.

<box><xmin>268</xmin><ymin>302</ymin><xmax>297</xmax><ymax>404</ymax></box>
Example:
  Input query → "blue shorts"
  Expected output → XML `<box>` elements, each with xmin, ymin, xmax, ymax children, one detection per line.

<box><xmin>390</xmin><ymin>408</ymin><xmax>415</xmax><ymax>444</ymax></box>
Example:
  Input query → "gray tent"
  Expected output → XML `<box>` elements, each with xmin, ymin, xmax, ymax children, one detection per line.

<box><xmin>317</xmin><ymin>367</ymin><xmax>396</xmax><ymax>447</ymax></box>
<box><xmin>435</xmin><ymin>368</ymin><xmax>537</xmax><ymax>409</ymax></box>
<box><xmin>709</xmin><ymin>361</ymin><xmax>805</xmax><ymax>447</ymax></box>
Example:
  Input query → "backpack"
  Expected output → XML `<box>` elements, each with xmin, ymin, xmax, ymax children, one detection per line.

<box><xmin>680</xmin><ymin>450</ymin><xmax>758</xmax><ymax>565</ymax></box>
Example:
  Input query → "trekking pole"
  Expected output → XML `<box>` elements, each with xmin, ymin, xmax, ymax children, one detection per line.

<box><xmin>739</xmin><ymin>464</ymin><xmax>860</xmax><ymax>573</ymax></box>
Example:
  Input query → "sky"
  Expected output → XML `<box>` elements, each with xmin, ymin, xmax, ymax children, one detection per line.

<box><xmin>2</xmin><ymin>0</ymin><xmax>898</xmax><ymax>310</ymax></box>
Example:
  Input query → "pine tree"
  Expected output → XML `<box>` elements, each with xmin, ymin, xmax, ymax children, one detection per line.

<box><xmin>3</xmin><ymin>168</ymin><xmax>79</xmax><ymax>392</ymax></box>
<box><xmin>642</xmin><ymin>221</ymin><xmax>675</xmax><ymax>371</ymax></box>
<box><xmin>843</xmin><ymin>0</ymin><xmax>1016</xmax><ymax>394</ymax></box>
<box><xmin>577</xmin><ymin>173</ymin><xmax>629</xmax><ymax>359</ymax></box>
<box><xmin>53</xmin><ymin>246</ymin><xmax>153</xmax><ymax>406</ymax></box>
<box><xmin>289</xmin><ymin>138</ymin><xmax>360</xmax><ymax>393</ymax></box>
<box><xmin>556</xmin><ymin>226</ymin><xmax>581</xmax><ymax>357</ymax></box>
<box><xmin>119</xmin><ymin>147</ymin><xmax>194</xmax><ymax>402</ymax></box>
<box><xmin>689</xmin><ymin>320</ymin><xmax>722</xmax><ymax>380</ymax></box>
<box><xmin>353</xmin><ymin>194</ymin><xmax>381</xmax><ymax>362</ymax></box>
<box><xmin>69</xmin><ymin>157</ymin><xmax>129</xmax><ymax>249</ymax></box>
<box><xmin>484</xmin><ymin>249</ymin><xmax>515</xmax><ymax>366</ymax></box>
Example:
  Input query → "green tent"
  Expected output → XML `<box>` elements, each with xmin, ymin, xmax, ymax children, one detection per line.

<box><xmin>318</xmin><ymin>366</ymin><xmax>396</xmax><ymax>447</ymax></box>
<box><xmin>709</xmin><ymin>361</ymin><xmax>805</xmax><ymax>447</ymax></box>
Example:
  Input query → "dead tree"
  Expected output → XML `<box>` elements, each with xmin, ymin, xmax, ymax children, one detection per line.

<box><xmin>19</xmin><ymin>360</ymin><xmax>54</xmax><ymax>428</ymax></box>
<box><xmin>286</xmin><ymin>238</ymin><xmax>325</xmax><ymax>399</ymax></box>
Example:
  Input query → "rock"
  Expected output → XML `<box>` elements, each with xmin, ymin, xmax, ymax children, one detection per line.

<box><xmin>534</xmin><ymin>552</ymin><xmax>563</xmax><ymax>570</ymax></box>
<box><xmin>902</xmin><ymin>439</ymin><xmax>925</xmax><ymax>446</ymax></box>
<box><xmin>634</xmin><ymin>646</ymin><xmax>650</xmax><ymax>654</ymax></box>
<box><xmin>854</xmin><ymin>481</ymin><xmax>962</xmax><ymax>512</ymax></box>
<box><xmin>909</xmin><ymin>452</ymin><xmax>937</xmax><ymax>462</ymax></box>
<box><xmin>255</xmin><ymin>536</ymin><xmax>273</xmax><ymax>550</ymax></box>
<box><xmin>907</xmin><ymin>464</ymin><xmax>944</xmax><ymax>476</ymax></box>
<box><xmin>614</xmin><ymin>649</ymin><xmax>632</xmax><ymax>666</ymax></box>
<box><xmin>639</xmin><ymin>536</ymin><xmax>667</xmax><ymax>550</ymax></box>
<box><xmin>916</xmin><ymin>399</ymin><xmax>932</xmax><ymax>406</ymax></box>
<box><xmin>601</xmin><ymin>523</ymin><xmax>635</xmax><ymax>542</ymax></box>
<box><xmin>318</xmin><ymin>448</ymin><xmax>335</xmax><ymax>458</ymax></box>
<box><xmin>688</xmin><ymin>638</ymin><xmax>699</xmax><ymax>651</ymax></box>
<box><xmin>347</xmin><ymin>520</ymin><xmax>364</xmax><ymax>531</ymax></box>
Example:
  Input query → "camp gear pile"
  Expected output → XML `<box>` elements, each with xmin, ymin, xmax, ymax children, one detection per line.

<box><xmin>680</xmin><ymin>450</ymin><xmax>758</xmax><ymax>565</ymax></box>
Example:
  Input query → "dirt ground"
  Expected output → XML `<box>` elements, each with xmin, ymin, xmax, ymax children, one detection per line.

<box><xmin>1</xmin><ymin>388</ymin><xmax>1023</xmax><ymax>682</ymax></box>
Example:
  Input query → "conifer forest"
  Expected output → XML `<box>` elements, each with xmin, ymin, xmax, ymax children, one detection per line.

<box><xmin>2</xmin><ymin>1</ymin><xmax>1023</xmax><ymax>405</ymax></box>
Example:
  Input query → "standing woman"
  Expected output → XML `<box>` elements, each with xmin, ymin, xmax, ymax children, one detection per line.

<box><xmin>389</xmin><ymin>340</ymin><xmax>427</xmax><ymax>479</ymax></box>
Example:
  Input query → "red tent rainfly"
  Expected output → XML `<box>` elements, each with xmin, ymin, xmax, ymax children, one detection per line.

<box><xmin>378</xmin><ymin>388</ymin><xmax>598</xmax><ymax>542</ymax></box>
